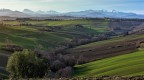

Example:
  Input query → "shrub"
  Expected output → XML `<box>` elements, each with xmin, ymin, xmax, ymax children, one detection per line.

<box><xmin>55</xmin><ymin>67</ymin><xmax>74</xmax><ymax>78</ymax></box>
<box><xmin>50</xmin><ymin>60</ymin><xmax>66</xmax><ymax>72</ymax></box>
<box><xmin>58</xmin><ymin>55</ymin><xmax>76</xmax><ymax>67</ymax></box>
<box><xmin>6</xmin><ymin>50</ymin><xmax>49</xmax><ymax>79</ymax></box>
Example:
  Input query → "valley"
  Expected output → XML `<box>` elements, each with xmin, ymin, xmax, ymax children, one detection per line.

<box><xmin>0</xmin><ymin>17</ymin><xmax>144</xmax><ymax>79</ymax></box>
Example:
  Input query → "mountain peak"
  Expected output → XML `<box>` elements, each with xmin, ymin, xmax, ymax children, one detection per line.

<box><xmin>0</xmin><ymin>9</ymin><xmax>143</xmax><ymax>19</ymax></box>
<box><xmin>47</xmin><ymin>10</ymin><xmax>59</xmax><ymax>14</ymax></box>
<box><xmin>23</xmin><ymin>9</ymin><xmax>34</xmax><ymax>13</ymax></box>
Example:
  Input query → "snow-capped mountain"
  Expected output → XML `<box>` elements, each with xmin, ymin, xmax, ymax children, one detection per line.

<box><xmin>64</xmin><ymin>10</ymin><xmax>144</xmax><ymax>18</ymax></box>
<box><xmin>0</xmin><ymin>9</ymin><xmax>30</xmax><ymax>17</ymax></box>
<box><xmin>0</xmin><ymin>9</ymin><xmax>144</xmax><ymax>19</ymax></box>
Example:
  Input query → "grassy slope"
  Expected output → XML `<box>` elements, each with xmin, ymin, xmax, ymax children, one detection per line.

<box><xmin>0</xmin><ymin>19</ymin><xmax>108</xmax><ymax>50</ymax></box>
<box><xmin>0</xmin><ymin>25</ymin><xmax>70</xmax><ymax>50</ymax></box>
<box><xmin>75</xmin><ymin>50</ymin><xmax>144</xmax><ymax>77</ymax></box>
<box><xmin>0</xmin><ymin>19</ymin><xmax>108</xmax><ymax>78</ymax></box>
<box><xmin>75</xmin><ymin>34</ymin><xmax>144</xmax><ymax>49</ymax></box>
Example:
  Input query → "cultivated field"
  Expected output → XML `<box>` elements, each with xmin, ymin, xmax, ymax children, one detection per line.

<box><xmin>67</xmin><ymin>33</ymin><xmax>144</xmax><ymax>63</ymax></box>
<box><xmin>0</xmin><ymin>19</ymin><xmax>108</xmax><ymax>50</ymax></box>
<box><xmin>75</xmin><ymin>50</ymin><xmax>144</xmax><ymax>77</ymax></box>
<box><xmin>0</xmin><ymin>18</ymin><xmax>144</xmax><ymax>79</ymax></box>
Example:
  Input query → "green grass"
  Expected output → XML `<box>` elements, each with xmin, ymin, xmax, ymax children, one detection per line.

<box><xmin>28</xmin><ymin>19</ymin><xmax>109</xmax><ymax>36</ymax></box>
<box><xmin>28</xmin><ymin>19</ymin><xmax>92</xmax><ymax>26</ymax></box>
<box><xmin>75</xmin><ymin>50</ymin><xmax>144</xmax><ymax>77</ymax></box>
<box><xmin>2</xmin><ymin>21</ymin><xmax>20</xmax><ymax>25</ymax></box>
<box><xmin>0</xmin><ymin>25</ymin><xmax>70</xmax><ymax>49</ymax></box>
<box><xmin>76</xmin><ymin>34</ymin><xmax>144</xmax><ymax>49</ymax></box>
<box><xmin>0</xmin><ymin>19</ymin><xmax>109</xmax><ymax>79</ymax></box>
<box><xmin>0</xmin><ymin>19</ymin><xmax>108</xmax><ymax>50</ymax></box>
<box><xmin>0</xmin><ymin>19</ymin><xmax>108</xmax><ymax>77</ymax></box>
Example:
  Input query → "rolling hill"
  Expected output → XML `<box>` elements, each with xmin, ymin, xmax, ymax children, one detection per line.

<box><xmin>74</xmin><ymin>50</ymin><xmax>144</xmax><ymax>77</ymax></box>
<box><xmin>0</xmin><ymin>19</ymin><xmax>108</xmax><ymax>50</ymax></box>
<box><xmin>0</xmin><ymin>18</ymin><xmax>144</xmax><ymax>79</ymax></box>
<box><xmin>67</xmin><ymin>33</ymin><xmax>144</xmax><ymax>63</ymax></box>
<box><xmin>0</xmin><ymin>19</ymin><xmax>109</xmax><ymax>79</ymax></box>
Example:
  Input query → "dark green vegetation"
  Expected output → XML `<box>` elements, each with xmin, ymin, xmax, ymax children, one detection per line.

<box><xmin>6</xmin><ymin>50</ymin><xmax>49</xmax><ymax>79</ymax></box>
<box><xmin>6</xmin><ymin>49</ymin><xmax>76</xmax><ymax>79</ymax></box>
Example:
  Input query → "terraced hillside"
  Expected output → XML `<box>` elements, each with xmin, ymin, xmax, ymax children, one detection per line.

<box><xmin>67</xmin><ymin>33</ymin><xmax>144</xmax><ymax>63</ymax></box>
<box><xmin>74</xmin><ymin>50</ymin><xmax>144</xmax><ymax>77</ymax></box>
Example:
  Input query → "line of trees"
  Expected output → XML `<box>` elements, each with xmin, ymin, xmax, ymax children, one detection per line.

<box><xmin>6</xmin><ymin>49</ymin><xmax>76</xmax><ymax>79</ymax></box>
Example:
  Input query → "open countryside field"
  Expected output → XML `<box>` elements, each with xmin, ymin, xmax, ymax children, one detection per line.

<box><xmin>74</xmin><ymin>50</ymin><xmax>144</xmax><ymax>77</ymax></box>
<box><xmin>0</xmin><ymin>19</ymin><xmax>109</xmax><ymax>67</ymax></box>
<box><xmin>67</xmin><ymin>33</ymin><xmax>144</xmax><ymax>63</ymax></box>
<box><xmin>0</xmin><ymin>19</ymin><xmax>109</xmax><ymax>78</ymax></box>
<box><xmin>1</xmin><ymin>0</ymin><xmax>144</xmax><ymax>79</ymax></box>
<box><xmin>0</xmin><ymin>19</ymin><xmax>109</xmax><ymax>50</ymax></box>
<box><xmin>0</xmin><ymin>18</ymin><xmax>144</xmax><ymax>79</ymax></box>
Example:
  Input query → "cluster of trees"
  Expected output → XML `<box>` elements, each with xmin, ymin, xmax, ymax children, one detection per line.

<box><xmin>34</xmin><ymin>48</ymin><xmax>76</xmax><ymax>78</ymax></box>
<box><xmin>63</xmin><ymin>33</ymin><xmax>113</xmax><ymax>49</ymax></box>
<box><xmin>108</xmin><ymin>19</ymin><xmax>144</xmax><ymax>36</ymax></box>
<box><xmin>47</xmin><ymin>54</ymin><xmax>75</xmax><ymax>78</ymax></box>
<box><xmin>16</xmin><ymin>18</ymin><xmax>32</xmax><ymax>21</ymax></box>
<box><xmin>6</xmin><ymin>49</ymin><xmax>76</xmax><ymax>79</ymax></box>
<box><xmin>19</xmin><ymin>23</ymin><xmax>33</xmax><ymax>26</ymax></box>
<box><xmin>38</xmin><ymin>26</ymin><xmax>63</xmax><ymax>32</ymax></box>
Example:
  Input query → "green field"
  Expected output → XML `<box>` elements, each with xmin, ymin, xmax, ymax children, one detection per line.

<box><xmin>75</xmin><ymin>50</ymin><xmax>144</xmax><ymax>77</ymax></box>
<box><xmin>0</xmin><ymin>19</ymin><xmax>109</xmax><ymax>78</ymax></box>
<box><xmin>1</xmin><ymin>19</ymin><xmax>144</xmax><ymax>79</ymax></box>
<box><xmin>0</xmin><ymin>25</ymin><xmax>69</xmax><ymax>50</ymax></box>
<box><xmin>0</xmin><ymin>19</ymin><xmax>108</xmax><ymax>50</ymax></box>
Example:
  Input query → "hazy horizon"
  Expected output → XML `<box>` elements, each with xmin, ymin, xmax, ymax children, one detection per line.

<box><xmin>0</xmin><ymin>0</ymin><xmax>143</xmax><ymax>14</ymax></box>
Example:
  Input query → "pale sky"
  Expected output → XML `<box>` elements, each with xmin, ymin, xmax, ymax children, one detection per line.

<box><xmin>0</xmin><ymin>0</ymin><xmax>144</xmax><ymax>14</ymax></box>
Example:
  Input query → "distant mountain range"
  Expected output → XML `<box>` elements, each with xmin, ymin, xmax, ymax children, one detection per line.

<box><xmin>0</xmin><ymin>9</ymin><xmax>144</xmax><ymax>19</ymax></box>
